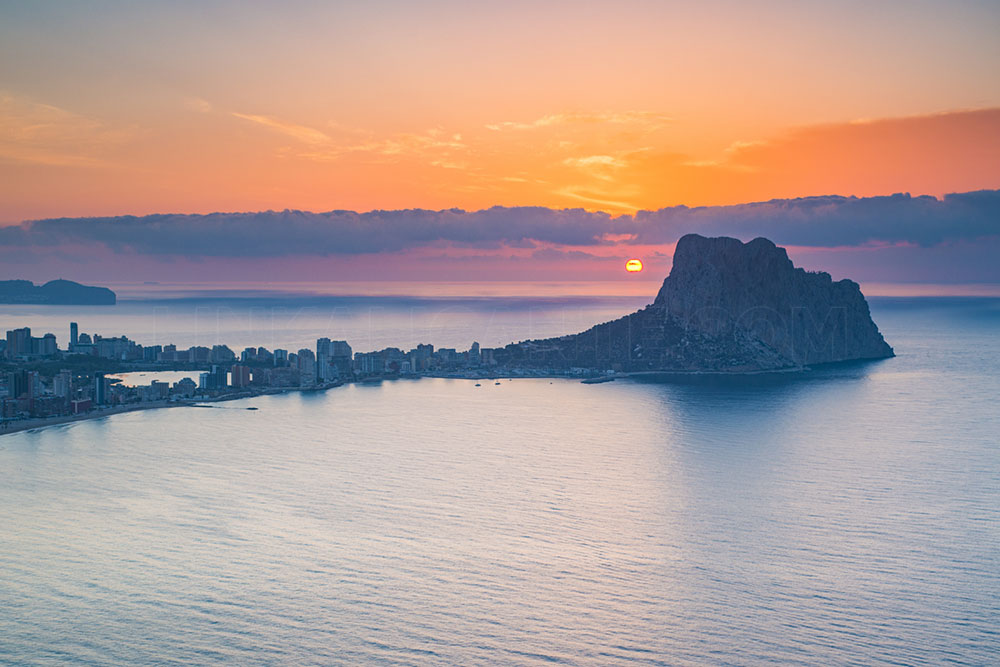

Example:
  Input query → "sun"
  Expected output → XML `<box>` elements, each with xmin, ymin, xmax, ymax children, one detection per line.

<box><xmin>625</xmin><ymin>259</ymin><xmax>643</xmax><ymax>273</ymax></box>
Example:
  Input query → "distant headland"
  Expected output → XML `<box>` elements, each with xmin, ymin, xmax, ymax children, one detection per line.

<box><xmin>0</xmin><ymin>280</ymin><xmax>116</xmax><ymax>306</ymax></box>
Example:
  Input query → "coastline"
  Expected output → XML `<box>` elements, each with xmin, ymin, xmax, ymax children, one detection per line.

<box><xmin>0</xmin><ymin>373</ymin><xmax>580</xmax><ymax>438</ymax></box>
<box><xmin>1</xmin><ymin>360</ymin><xmax>887</xmax><ymax>438</ymax></box>
<box><xmin>0</xmin><ymin>383</ymin><xmax>343</xmax><ymax>438</ymax></box>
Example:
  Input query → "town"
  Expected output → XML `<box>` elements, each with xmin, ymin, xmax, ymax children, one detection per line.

<box><xmin>0</xmin><ymin>322</ymin><xmax>608</xmax><ymax>430</ymax></box>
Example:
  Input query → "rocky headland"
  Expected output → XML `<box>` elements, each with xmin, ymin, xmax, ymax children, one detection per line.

<box><xmin>492</xmin><ymin>234</ymin><xmax>894</xmax><ymax>373</ymax></box>
<box><xmin>0</xmin><ymin>279</ymin><xmax>116</xmax><ymax>305</ymax></box>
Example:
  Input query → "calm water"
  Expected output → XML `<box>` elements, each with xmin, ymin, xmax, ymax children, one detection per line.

<box><xmin>0</xmin><ymin>293</ymin><xmax>649</xmax><ymax>353</ymax></box>
<box><xmin>1</xmin><ymin>298</ymin><xmax>999</xmax><ymax>665</ymax></box>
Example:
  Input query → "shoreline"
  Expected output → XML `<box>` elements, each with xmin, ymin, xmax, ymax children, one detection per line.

<box><xmin>1</xmin><ymin>359</ymin><xmax>887</xmax><ymax>438</ymax></box>
<box><xmin>0</xmin><ymin>382</ymin><xmax>345</xmax><ymax>438</ymax></box>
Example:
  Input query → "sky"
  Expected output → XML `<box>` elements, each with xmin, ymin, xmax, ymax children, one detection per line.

<box><xmin>1</xmin><ymin>0</ymin><xmax>998</xmax><ymax>292</ymax></box>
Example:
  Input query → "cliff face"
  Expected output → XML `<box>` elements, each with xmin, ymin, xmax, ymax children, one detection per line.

<box><xmin>0</xmin><ymin>279</ymin><xmax>116</xmax><ymax>305</ymax></box>
<box><xmin>654</xmin><ymin>235</ymin><xmax>893</xmax><ymax>366</ymax></box>
<box><xmin>493</xmin><ymin>234</ymin><xmax>893</xmax><ymax>373</ymax></box>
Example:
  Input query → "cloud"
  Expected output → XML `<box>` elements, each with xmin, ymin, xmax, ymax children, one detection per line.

<box><xmin>3</xmin><ymin>190</ymin><xmax>998</xmax><ymax>260</ymax></box>
<box><xmin>0</xmin><ymin>207</ymin><xmax>615</xmax><ymax>257</ymax></box>
<box><xmin>184</xmin><ymin>97</ymin><xmax>213</xmax><ymax>113</ymax></box>
<box><xmin>0</xmin><ymin>92</ymin><xmax>134</xmax><ymax>167</ymax></box>
<box><xmin>231</xmin><ymin>112</ymin><xmax>332</xmax><ymax>145</ymax></box>
<box><xmin>486</xmin><ymin>111</ymin><xmax>673</xmax><ymax>131</ymax></box>
<box><xmin>232</xmin><ymin>110</ymin><xmax>466</xmax><ymax>163</ymax></box>
<box><xmin>631</xmin><ymin>190</ymin><xmax>1000</xmax><ymax>248</ymax></box>
<box><xmin>551</xmin><ymin>187</ymin><xmax>640</xmax><ymax>211</ymax></box>
<box><xmin>563</xmin><ymin>155</ymin><xmax>627</xmax><ymax>169</ymax></box>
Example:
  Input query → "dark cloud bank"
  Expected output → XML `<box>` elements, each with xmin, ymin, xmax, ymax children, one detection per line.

<box><xmin>2</xmin><ymin>190</ymin><xmax>998</xmax><ymax>257</ymax></box>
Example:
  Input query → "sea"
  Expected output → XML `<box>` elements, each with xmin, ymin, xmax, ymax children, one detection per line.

<box><xmin>1</xmin><ymin>290</ymin><xmax>998</xmax><ymax>666</ymax></box>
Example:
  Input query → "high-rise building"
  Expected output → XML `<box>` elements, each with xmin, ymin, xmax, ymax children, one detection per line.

<box><xmin>297</xmin><ymin>349</ymin><xmax>316</xmax><ymax>384</ymax></box>
<box><xmin>70</xmin><ymin>322</ymin><xmax>79</xmax><ymax>349</ymax></box>
<box><xmin>53</xmin><ymin>370</ymin><xmax>73</xmax><ymax>398</ymax></box>
<box><xmin>8</xmin><ymin>370</ymin><xmax>32</xmax><ymax>399</ymax></box>
<box><xmin>230</xmin><ymin>365</ymin><xmax>252</xmax><ymax>388</ymax></box>
<box><xmin>210</xmin><ymin>345</ymin><xmax>235</xmax><ymax>363</ymax></box>
<box><xmin>5</xmin><ymin>327</ymin><xmax>31</xmax><ymax>359</ymax></box>
<box><xmin>35</xmin><ymin>333</ymin><xmax>58</xmax><ymax>356</ymax></box>
<box><xmin>211</xmin><ymin>364</ymin><xmax>229</xmax><ymax>389</ymax></box>
<box><xmin>94</xmin><ymin>372</ymin><xmax>108</xmax><ymax>405</ymax></box>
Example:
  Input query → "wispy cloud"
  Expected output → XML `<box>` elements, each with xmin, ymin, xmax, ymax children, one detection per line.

<box><xmin>486</xmin><ymin>111</ymin><xmax>673</xmax><ymax>131</ymax></box>
<box><xmin>0</xmin><ymin>92</ymin><xmax>134</xmax><ymax>167</ymax></box>
<box><xmin>231</xmin><ymin>112</ymin><xmax>333</xmax><ymax>145</ymax></box>
<box><xmin>231</xmin><ymin>110</ymin><xmax>466</xmax><ymax>164</ymax></box>
<box><xmin>563</xmin><ymin>155</ymin><xmax>627</xmax><ymax>169</ymax></box>
<box><xmin>183</xmin><ymin>97</ymin><xmax>213</xmax><ymax>114</ymax></box>
<box><xmin>552</xmin><ymin>186</ymin><xmax>640</xmax><ymax>211</ymax></box>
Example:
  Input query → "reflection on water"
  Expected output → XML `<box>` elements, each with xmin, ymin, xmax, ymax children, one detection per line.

<box><xmin>0</xmin><ymin>299</ymin><xmax>998</xmax><ymax>665</ymax></box>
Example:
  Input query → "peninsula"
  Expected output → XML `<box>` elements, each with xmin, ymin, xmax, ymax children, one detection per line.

<box><xmin>1</xmin><ymin>235</ymin><xmax>893</xmax><ymax>435</ymax></box>
<box><xmin>0</xmin><ymin>279</ymin><xmax>117</xmax><ymax>305</ymax></box>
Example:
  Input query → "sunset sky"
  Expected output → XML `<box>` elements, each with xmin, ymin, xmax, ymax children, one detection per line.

<box><xmin>1</xmin><ymin>0</ymin><xmax>998</xmax><ymax>290</ymax></box>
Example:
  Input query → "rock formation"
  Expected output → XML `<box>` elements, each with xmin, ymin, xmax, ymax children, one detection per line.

<box><xmin>492</xmin><ymin>234</ymin><xmax>893</xmax><ymax>373</ymax></box>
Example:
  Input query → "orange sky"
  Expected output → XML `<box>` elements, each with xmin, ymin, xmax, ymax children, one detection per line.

<box><xmin>1</xmin><ymin>1</ymin><xmax>999</xmax><ymax>223</ymax></box>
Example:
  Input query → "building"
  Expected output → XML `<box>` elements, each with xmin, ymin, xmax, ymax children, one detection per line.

<box><xmin>331</xmin><ymin>340</ymin><xmax>352</xmax><ymax>358</ymax></box>
<box><xmin>34</xmin><ymin>333</ymin><xmax>58</xmax><ymax>356</ymax></box>
<box><xmin>73</xmin><ymin>332</ymin><xmax>95</xmax><ymax>356</ymax></box>
<box><xmin>148</xmin><ymin>381</ymin><xmax>170</xmax><ymax>400</ymax></box>
<box><xmin>230</xmin><ymin>364</ymin><xmax>252</xmax><ymax>388</ymax></box>
<box><xmin>94</xmin><ymin>372</ymin><xmax>108</xmax><ymax>405</ymax></box>
<box><xmin>53</xmin><ymin>370</ymin><xmax>73</xmax><ymax>398</ymax></box>
<box><xmin>70</xmin><ymin>322</ymin><xmax>79</xmax><ymax>348</ymax></box>
<box><xmin>210</xmin><ymin>345</ymin><xmax>235</xmax><ymax>364</ymax></box>
<box><xmin>174</xmin><ymin>377</ymin><xmax>197</xmax><ymax>397</ymax></box>
<box><xmin>331</xmin><ymin>340</ymin><xmax>353</xmax><ymax>376</ymax></box>
<box><xmin>409</xmin><ymin>343</ymin><xmax>433</xmax><ymax>371</ymax></box>
<box><xmin>7</xmin><ymin>370</ymin><xmax>33</xmax><ymax>400</ymax></box>
<box><xmin>316</xmin><ymin>338</ymin><xmax>332</xmax><ymax>382</ymax></box>
<box><xmin>355</xmin><ymin>351</ymin><xmax>384</xmax><ymax>374</ymax></box>
<box><xmin>6</xmin><ymin>330</ymin><xmax>59</xmax><ymax>358</ymax></box>
<box><xmin>94</xmin><ymin>335</ymin><xmax>140</xmax><ymax>360</ymax></box>
<box><xmin>316</xmin><ymin>337</ymin><xmax>332</xmax><ymax>360</ymax></box>
<box><xmin>296</xmin><ymin>349</ymin><xmax>316</xmax><ymax>384</ymax></box>
<box><xmin>435</xmin><ymin>348</ymin><xmax>457</xmax><ymax>365</ymax></box>
<box><xmin>211</xmin><ymin>364</ymin><xmax>228</xmax><ymax>389</ymax></box>
<box><xmin>5</xmin><ymin>328</ymin><xmax>31</xmax><ymax>359</ymax></box>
